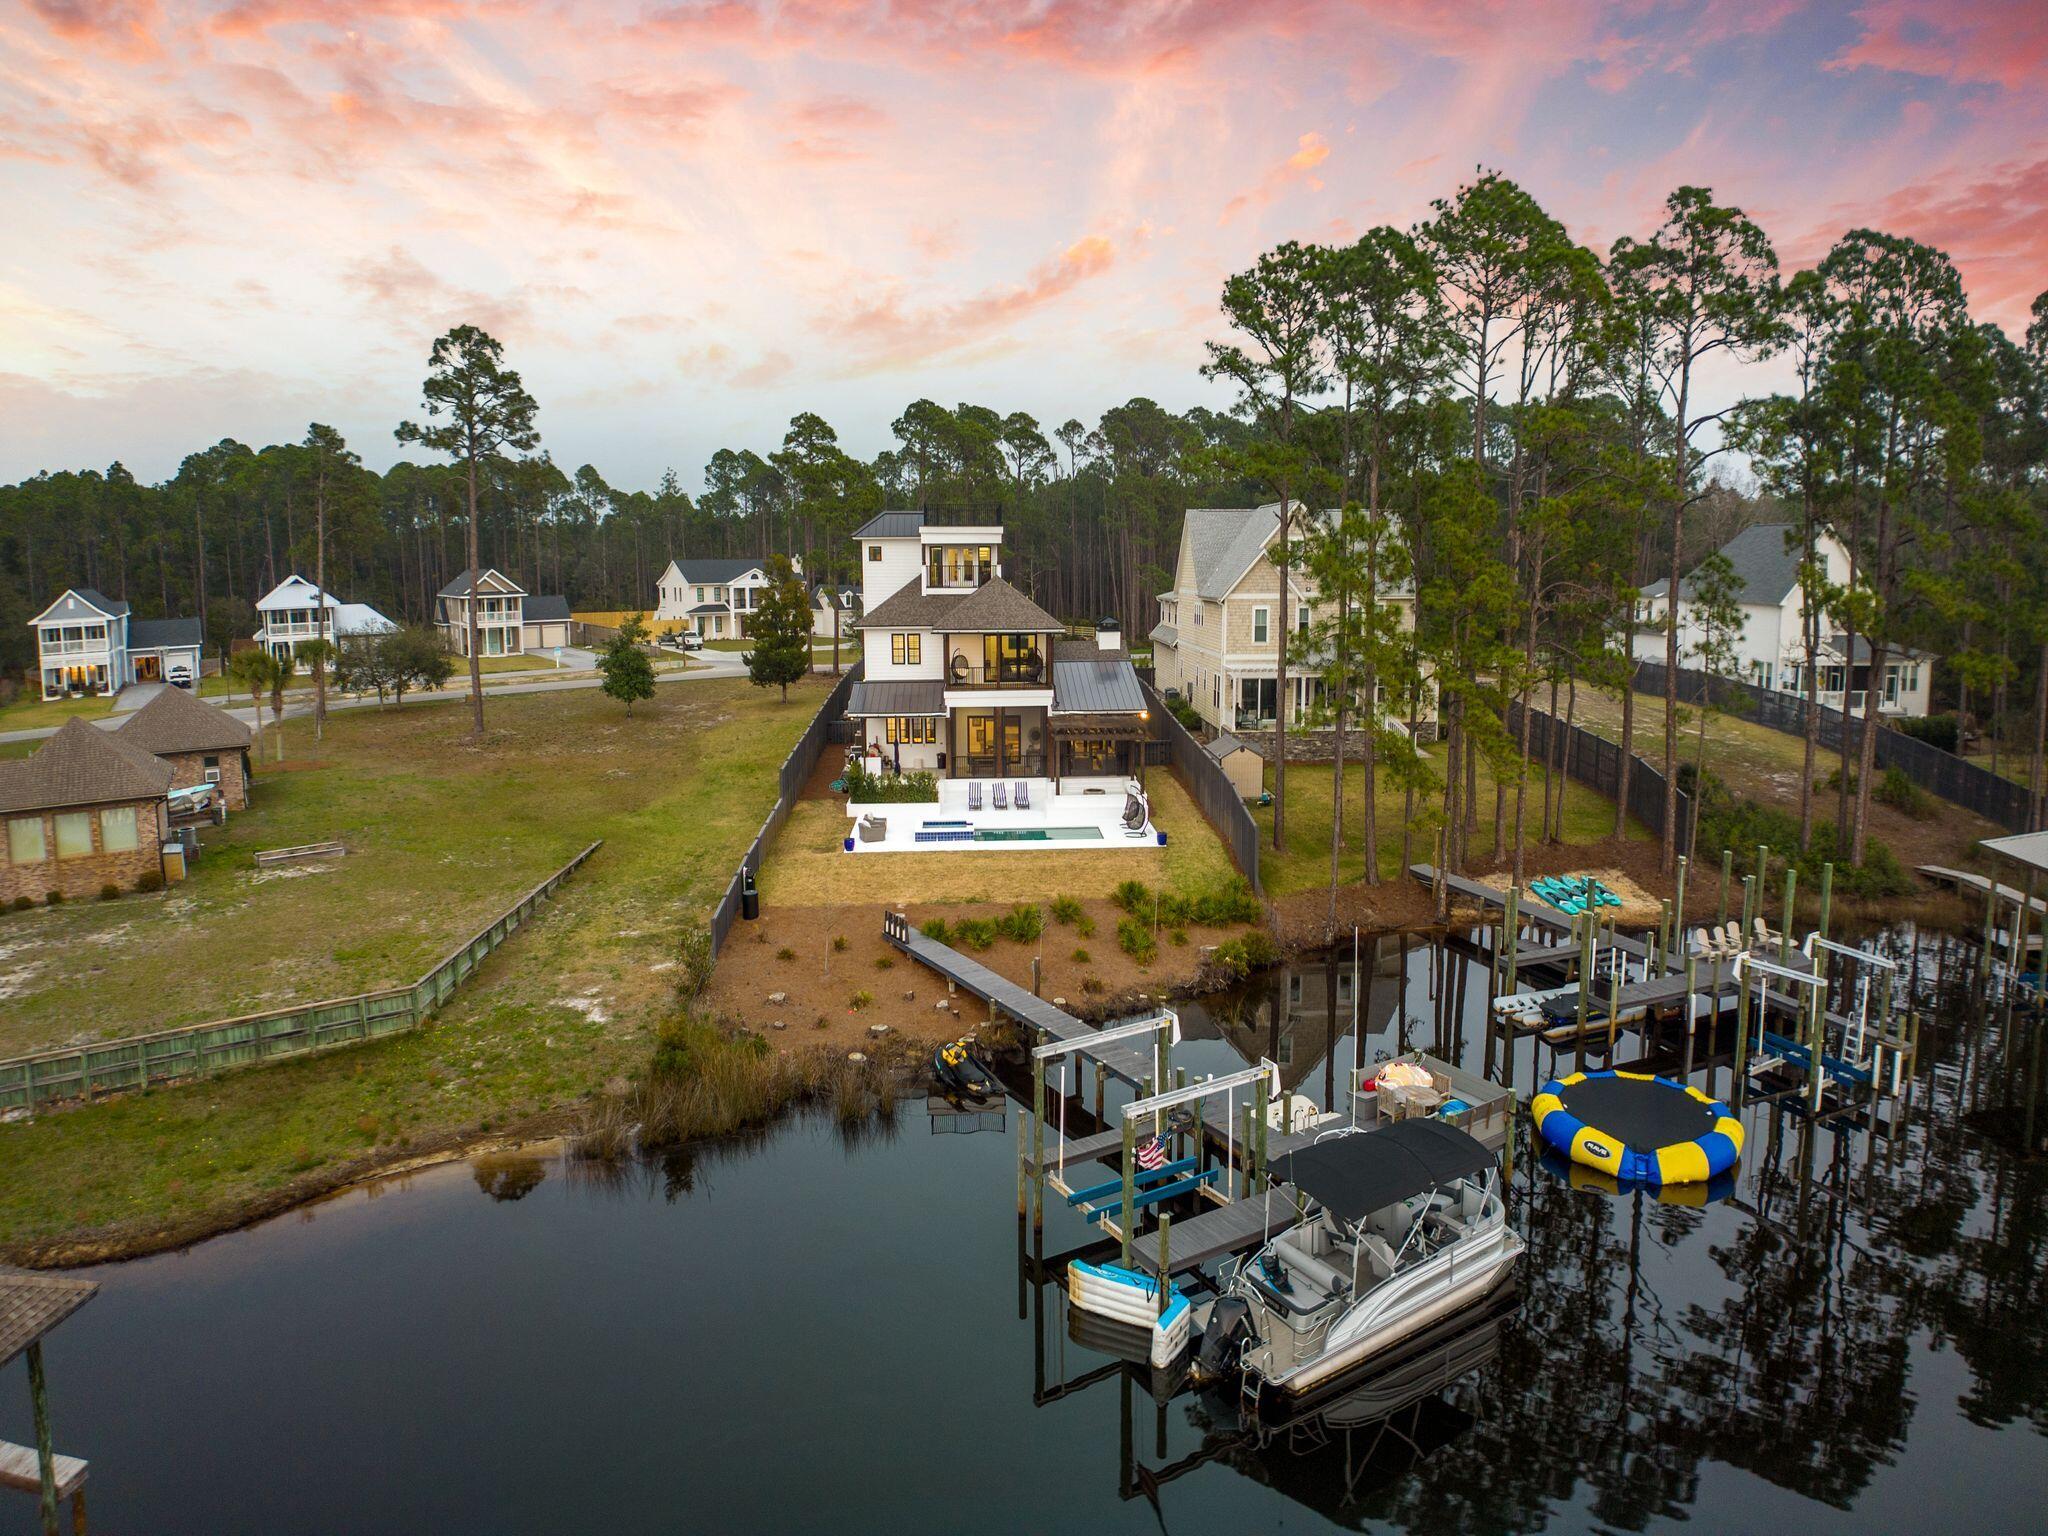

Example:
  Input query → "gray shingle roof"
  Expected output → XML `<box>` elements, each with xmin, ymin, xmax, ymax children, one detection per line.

<box><xmin>129</xmin><ymin>616</ymin><xmax>203</xmax><ymax>650</ymax></box>
<box><xmin>668</xmin><ymin>558</ymin><xmax>768</xmax><ymax>584</ymax></box>
<box><xmin>1184</xmin><ymin>505</ymin><xmax>1282</xmax><ymax>600</ymax></box>
<box><xmin>854</xmin><ymin>510</ymin><xmax>925</xmax><ymax>539</ymax></box>
<box><xmin>31</xmin><ymin>588</ymin><xmax>130</xmax><ymax>625</ymax></box>
<box><xmin>521</xmin><ymin>594</ymin><xmax>571</xmax><ymax>623</ymax></box>
<box><xmin>1203</xmin><ymin>730</ymin><xmax>1258</xmax><ymax>762</ymax></box>
<box><xmin>1644</xmin><ymin>523</ymin><xmax>1801</xmax><ymax>605</ymax></box>
<box><xmin>853</xmin><ymin>575</ymin><xmax>1061</xmax><ymax>634</ymax></box>
<box><xmin>846</xmin><ymin>680</ymin><xmax>947</xmax><ymax>717</ymax></box>
<box><xmin>438</xmin><ymin>567</ymin><xmax>525</xmax><ymax>599</ymax></box>
<box><xmin>0</xmin><ymin>1269</ymin><xmax>98</xmax><ymax>1371</ymax></box>
<box><xmin>116</xmin><ymin>685</ymin><xmax>251</xmax><ymax>755</ymax></box>
<box><xmin>1149</xmin><ymin>621</ymin><xmax>1178</xmax><ymax>648</ymax></box>
<box><xmin>0</xmin><ymin>717</ymin><xmax>174</xmax><ymax>815</ymax></box>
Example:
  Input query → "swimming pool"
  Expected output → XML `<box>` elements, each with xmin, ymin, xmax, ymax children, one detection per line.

<box><xmin>971</xmin><ymin>827</ymin><xmax>1105</xmax><ymax>842</ymax></box>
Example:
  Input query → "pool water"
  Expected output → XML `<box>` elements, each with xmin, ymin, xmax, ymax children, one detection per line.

<box><xmin>971</xmin><ymin>826</ymin><xmax>1106</xmax><ymax>842</ymax></box>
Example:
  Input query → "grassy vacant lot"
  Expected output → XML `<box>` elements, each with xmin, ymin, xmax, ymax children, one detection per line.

<box><xmin>1568</xmin><ymin>687</ymin><xmax>1994</xmax><ymax>867</ymax></box>
<box><xmin>1255</xmin><ymin>745</ymin><xmax>1640</xmax><ymax>897</ymax></box>
<box><xmin>0</xmin><ymin>692</ymin><xmax>118</xmax><ymax>733</ymax></box>
<box><xmin>0</xmin><ymin>673</ymin><xmax>830</xmax><ymax>1254</ymax></box>
<box><xmin>758</xmin><ymin>771</ymin><xmax>1234</xmax><ymax>909</ymax></box>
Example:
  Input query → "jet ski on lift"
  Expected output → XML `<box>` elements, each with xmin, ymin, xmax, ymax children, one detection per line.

<box><xmin>932</xmin><ymin>1037</ymin><xmax>999</xmax><ymax>1100</ymax></box>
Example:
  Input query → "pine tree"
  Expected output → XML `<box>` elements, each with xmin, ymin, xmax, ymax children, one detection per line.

<box><xmin>744</xmin><ymin>556</ymin><xmax>812</xmax><ymax>701</ymax></box>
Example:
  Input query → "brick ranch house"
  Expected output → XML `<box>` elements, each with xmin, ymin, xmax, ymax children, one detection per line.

<box><xmin>115</xmin><ymin>685</ymin><xmax>255</xmax><ymax>811</ymax></box>
<box><xmin>0</xmin><ymin>718</ymin><xmax>172</xmax><ymax>903</ymax></box>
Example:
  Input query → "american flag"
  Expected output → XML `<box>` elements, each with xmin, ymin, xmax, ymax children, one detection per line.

<box><xmin>1136</xmin><ymin>1134</ymin><xmax>1168</xmax><ymax>1172</ymax></box>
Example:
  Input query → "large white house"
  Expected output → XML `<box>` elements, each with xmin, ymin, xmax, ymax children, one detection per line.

<box><xmin>1634</xmin><ymin>523</ymin><xmax>1936</xmax><ymax>718</ymax></box>
<box><xmin>654</xmin><ymin>557</ymin><xmax>804</xmax><ymax>640</ymax></box>
<box><xmin>847</xmin><ymin>511</ymin><xmax>1150</xmax><ymax>784</ymax></box>
<box><xmin>1150</xmin><ymin>504</ymin><xmax>1430</xmax><ymax>737</ymax></box>
<box><xmin>435</xmin><ymin>569</ymin><xmax>573</xmax><ymax>657</ymax></box>
<box><xmin>253</xmin><ymin>575</ymin><xmax>395</xmax><ymax>662</ymax></box>
<box><xmin>29</xmin><ymin>588</ymin><xmax>202</xmax><ymax>699</ymax></box>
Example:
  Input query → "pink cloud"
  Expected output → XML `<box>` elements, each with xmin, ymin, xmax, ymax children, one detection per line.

<box><xmin>1222</xmin><ymin>131</ymin><xmax>1331</xmax><ymax>224</ymax></box>
<box><xmin>1830</xmin><ymin>0</ymin><xmax>2048</xmax><ymax>90</ymax></box>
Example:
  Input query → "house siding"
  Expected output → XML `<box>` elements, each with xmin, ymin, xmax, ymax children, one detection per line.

<box><xmin>0</xmin><ymin>799</ymin><xmax>167</xmax><ymax>903</ymax></box>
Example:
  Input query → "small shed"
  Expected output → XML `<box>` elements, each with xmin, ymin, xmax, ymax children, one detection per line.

<box><xmin>1204</xmin><ymin>730</ymin><xmax>1265</xmax><ymax>799</ymax></box>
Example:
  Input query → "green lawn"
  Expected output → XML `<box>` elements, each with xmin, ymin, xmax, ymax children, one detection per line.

<box><xmin>0</xmin><ymin>693</ymin><xmax>118</xmax><ymax>732</ymax></box>
<box><xmin>0</xmin><ymin>674</ymin><xmax>832</xmax><ymax>1254</ymax></box>
<box><xmin>1255</xmin><ymin>746</ymin><xmax>1643</xmax><ymax>897</ymax></box>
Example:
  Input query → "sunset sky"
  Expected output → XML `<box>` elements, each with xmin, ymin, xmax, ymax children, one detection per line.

<box><xmin>3</xmin><ymin>0</ymin><xmax>2044</xmax><ymax>489</ymax></box>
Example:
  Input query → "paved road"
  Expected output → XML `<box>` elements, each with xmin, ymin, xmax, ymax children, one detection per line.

<box><xmin>0</xmin><ymin>648</ymin><xmax>762</xmax><ymax>744</ymax></box>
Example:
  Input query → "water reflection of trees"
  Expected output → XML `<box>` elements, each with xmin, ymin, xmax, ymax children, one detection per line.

<box><xmin>1191</xmin><ymin>926</ymin><xmax>2048</xmax><ymax>1531</ymax></box>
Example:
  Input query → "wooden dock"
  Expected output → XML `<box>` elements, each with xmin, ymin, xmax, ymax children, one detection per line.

<box><xmin>1126</xmin><ymin>1184</ymin><xmax>1305</xmax><ymax>1277</ymax></box>
<box><xmin>882</xmin><ymin>912</ymin><xmax>1158</xmax><ymax>1085</ymax></box>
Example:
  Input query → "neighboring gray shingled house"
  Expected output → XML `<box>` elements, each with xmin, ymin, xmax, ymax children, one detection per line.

<box><xmin>0</xmin><ymin>718</ymin><xmax>173</xmax><ymax>902</ymax></box>
<box><xmin>653</xmin><ymin>555</ymin><xmax>804</xmax><ymax>640</ymax></box>
<box><xmin>1151</xmin><ymin>504</ymin><xmax>1428</xmax><ymax>736</ymax></box>
<box><xmin>1632</xmin><ymin>523</ymin><xmax>1936</xmax><ymax>717</ymax></box>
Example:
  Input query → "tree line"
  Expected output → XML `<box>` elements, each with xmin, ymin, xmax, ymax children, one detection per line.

<box><xmin>1195</xmin><ymin>172</ymin><xmax>2047</xmax><ymax>923</ymax></box>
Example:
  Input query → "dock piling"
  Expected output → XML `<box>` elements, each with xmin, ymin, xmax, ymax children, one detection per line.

<box><xmin>1716</xmin><ymin>848</ymin><xmax>1732</xmax><ymax>927</ymax></box>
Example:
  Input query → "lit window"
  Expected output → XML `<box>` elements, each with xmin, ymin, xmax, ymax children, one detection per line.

<box><xmin>7</xmin><ymin>816</ymin><xmax>45</xmax><ymax>864</ymax></box>
<box><xmin>100</xmin><ymin>805</ymin><xmax>138</xmax><ymax>853</ymax></box>
<box><xmin>868</xmin><ymin>546</ymin><xmax>881</xmax><ymax>562</ymax></box>
<box><xmin>54</xmin><ymin>811</ymin><xmax>93</xmax><ymax>858</ymax></box>
<box><xmin>891</xmin><ymin>633</ymin><xmax>921</xmax><ymax>666</ymax></box>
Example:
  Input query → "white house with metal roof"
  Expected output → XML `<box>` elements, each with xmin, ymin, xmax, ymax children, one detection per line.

<box><xmin>29</xmin><ymin>588</ymin><xmax>202</xmax><ymax>699</ymax></box>
<box><xmin>1150</xmin><ymin>504</ymin><xmax>1425</xmax><ymax>736</ymax></box>
<box><xmin>654</xmin><ymin>556</ymin><xmax>805</xmax><ymax>640</ymax></box>
<box><xmin>1633</xmin><ymin>523</ymin><xmax>1935</xmax><ymax>718</ymax></box>
<box><xmin>847</xmin><ymin>510</ymin><xmax>1152</xmax><ymax>786</ymax></box>
<box><xmin>253</xmin><ymin>575</ymin><xmax>395</xmax><ymax>663</ymax></box>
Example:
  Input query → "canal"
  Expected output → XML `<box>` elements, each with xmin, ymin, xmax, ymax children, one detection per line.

<box><xmin>3</xmin><ymin>926</ymin><xmax>2045</xmax><ymax>1532</ymax></box>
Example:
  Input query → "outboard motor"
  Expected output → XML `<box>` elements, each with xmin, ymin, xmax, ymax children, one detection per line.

<box><xmin>1195</xmin><ymin>1295</ymin><xmax>1252</xmax><ymax>1380</ymax></box>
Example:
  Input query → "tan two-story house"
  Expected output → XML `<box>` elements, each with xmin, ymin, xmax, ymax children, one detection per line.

<box><xmin>436</xmin><ymin>569</ymin><xmax>572</xmax><ymax>657</ymax></box>
<box><xmin>1150</xmin><ymin>504</ymin><xmax>1431</xmax><ymax>744</ymax></box>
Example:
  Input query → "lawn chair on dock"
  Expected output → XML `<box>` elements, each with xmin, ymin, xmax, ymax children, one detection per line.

<box><xmin>993</xmin><ymin>782</ymin><xmax>1008</xmax><ymax>810</ymax></box>
<box><xmin>967</xmin><ymin>781</ymin><xmax>983</xmax><ymax>812</ymax></box>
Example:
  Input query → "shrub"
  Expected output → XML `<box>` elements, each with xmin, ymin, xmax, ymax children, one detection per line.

<box><xmin>831</xmin><ymin>935</ymin><xmax>849</xmax><ymax>953</ymax></box>
<box><xmin>1876</xmin><ymin>765</ymin><xmax>1930</xmax><ymax>818</ymax></box>
<box><xmin>100</xmin><ymin>883</ymin><xmax>122</xmax><ymax>901</ymax></box>
<box><xmin>1169</xmin><ymin>927</ymin><xmax>1188</xmax><ymax>947</ymax></box>
<box><xmin>842</xmin><ymin>761</ymin><xmax>940</xmax><ymax>803</ymax></box>
<box><xmin>45</xmin><ymin>890</ymin><xmax>63</xmax><ymax>906</ymax></box>
<box><xmin>873</xmin><ymin>955</ymin><xmax>894</xmax><ymax>971</ymax></box>
<box><xmin>776</xmin><ymin>946</ymin><xmax>796</xmax><ymax>962</ymax></box>
<box><xmin>952</xmin><ymin>917</ymin><xmax>999</xmax><ymax>951</ymax></box>
<box><xmin>1210</xmin><ymin>930</ymin><xmax>1282</xmax><ymax>981</ymax></box>
<box><xmin>1111</xmin><ymin>879</ymin><xmax>1151</xmax><ymax>915</ymax></box>
<box><xmin>1690</xmin><ymin>766</ymin><xmax>1911</xmax><ymax>900</ymax></box>
<box><xmin>9</xmin><ymin>896</ymin><xmax>31</xmax><ymax>913</ymax></box>
<box><xmin>996</xmin><ymin>903</ymin><xmax>1043</xmax><ymax>943</ymax></box>
<box><xmin>1075</xmin><ymin>913</ymin><xmax>1096</xmax><ymax>939</ymax></box>
<box><xmin>1071</xmin><ymin>946</ymin><xmax>1091</xmax><ymax>963</ymax></box>
<box><xmin>1167</xmin><ymin>696</ymin><xmax>1202</xmax><ymax>730</ymax></box>
<box><xmin>134</xmin><ymin>869</ymin><xmax>165</xmax><ymax>894</ymax></box>
<box><xmin>1081</xmin><ymin>974</ymin><xmax>1106</xmax><ymax>995</ymax></box>
<box><xmin>848</xmin><ymin>989</ymin><xmax>873</xmax><ymax>1011</ymax></box>
<box><xmin>1898</xmin><ymin>712</ymin><xmax>1960</xmax><ymax>753</ymax></box>
<box><xmin>1188</xmin><ymin>877</ymin><xmax>1262</xmax><ymax>925</ymax></box>
<box><xmin>1117</xmin><ymin>915</ymin><xmax>1157</xmax><ymax>965</ymax></box>
<box><xmin>919</xmin><ymin>918</ymin><xmax>951</xmax><ymax>943</ymax></box>
<box><xmin>675</xmin><ymin>925</ymin><xmax>714</xmax><ymax>1000</ymax></box>
<box><xmin>1049</xmin><ymin>895</ymin><xmax>1085</xmax><ymax>926</ymax></box>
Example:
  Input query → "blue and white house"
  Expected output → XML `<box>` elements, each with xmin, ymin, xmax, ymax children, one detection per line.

<box><xmin>29</xmin><ymin>588</ymin><xmax>203</xmax><ymax>699</ymax></box>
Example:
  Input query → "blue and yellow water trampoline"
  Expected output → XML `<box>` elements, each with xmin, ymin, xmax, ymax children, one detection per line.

<box><xmin>1532</xmin><ymin>1069</ymin><xmax>1742</xmax><ymax>1185</ymax></box>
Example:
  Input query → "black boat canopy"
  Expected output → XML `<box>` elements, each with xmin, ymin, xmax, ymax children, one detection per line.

<box><xmin>1271</xmin><ymin>1120</ymin><xmax>1495</xmax><ymax>1223</ymax></box>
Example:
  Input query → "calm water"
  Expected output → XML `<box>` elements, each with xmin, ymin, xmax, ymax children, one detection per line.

<box><xmin>4</xmin><ymin>928</ymin><xmax>2046</xmax><ymax>1534</ymax></box>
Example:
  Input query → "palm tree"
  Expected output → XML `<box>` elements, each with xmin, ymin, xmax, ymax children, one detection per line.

<box><xmin>268</xmin><ymin>649</ymin><xmax>297</xmax><ymax>761</ymax></box>
<box><xmin>228</xmin><ymin>648</ymin><xmax>276</xmax><ymax>760</ymax></box>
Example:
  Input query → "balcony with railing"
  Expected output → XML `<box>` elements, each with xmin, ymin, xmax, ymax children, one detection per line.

<box><xmin>944</xmin><ymin>648</ymin><xmax>1048</xmax><ymax>690</ymax></box>
<box><xmin>37</xmin><ymin>637</ymin><xmax>112</xmax><ymax>658</ymax></box>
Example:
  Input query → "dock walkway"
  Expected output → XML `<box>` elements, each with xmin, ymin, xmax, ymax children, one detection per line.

<box><xmin>882</xmin><ymin>912</ymin><xmax>1157</xmax><ymax>1085</ymax></box>
<box><xmin>1127</xmin><ymin>1184</ymin><xmax>1305</xmax><ymax>1277</ymax></box>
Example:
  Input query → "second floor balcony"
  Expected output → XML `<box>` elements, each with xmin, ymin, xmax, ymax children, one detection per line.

<box><xmin>945</xmin><ymin>648</ymin><xmax>1047</xmax><ymax>689</ymax></box>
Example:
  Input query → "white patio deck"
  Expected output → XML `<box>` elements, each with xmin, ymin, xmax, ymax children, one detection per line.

<box><xmin>844</xmin><ymin>775</ymin><xmax>1159</xmax><ymax>853</ymax></box>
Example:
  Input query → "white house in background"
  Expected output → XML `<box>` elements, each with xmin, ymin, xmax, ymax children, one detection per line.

<box><xmin>811</xmin><ymin>583</ymin><xmax>859</xmax><ymax>641</ymax></box>
<box><xmin>435</xmin><ymin>568</ymin><xmax>573</xmax><ymax>657</ymax></box>
<box><xmin>1633</xmin><ymin>523</ymin><xmax>1937</xmax><ymax>718</ymax></box>
<box><xmin>29</xmin><ymin>588</ymin><xmax>202</xmax><ymax>698</ymax></box>
<box><xmin>653</xmin><ymin>556</ymin><xmax>804</xmax><ymax>640</ymax></box>
<box><xmin>847</xmin><ymin>510</ymin><xmax>1152</xmax><ymax>784</ymax></box>
<box><xmin>1150</xmin><ymin>504</ymin><xmax>1431</xmax><ymax>736</ymax></box>
<box><xmin>252</xmin><ymin>575</ymin><xmax>396</xmax><ymax>662</ymax></box>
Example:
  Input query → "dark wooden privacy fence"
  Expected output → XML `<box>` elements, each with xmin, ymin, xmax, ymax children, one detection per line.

<box><xmin>1634</xmin><ymin>660</ymin><xmax>2035</xmax><ymax>833</ymax></box>
<box><xmin>1505</xmin><ymin>700</ymin><xmax>1693</xmax><ymax>850</ymax></box>
<box><xmin>0</xmin><ymin>841</ymin><xmax>602</xmax><ymax>1115</ymax></box>
<box><xmin>709</xmin><ymin>665</ymin><xmax>861</xmax><ymax>956</ymax></box>
<box><xmin>1142</xmin><ymin>679</ymin><xmax>1261</xmax><ymax>894</ymax></box>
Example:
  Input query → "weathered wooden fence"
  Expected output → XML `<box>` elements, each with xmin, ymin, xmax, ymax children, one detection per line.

<box><xmin>1634</xmin><ymin>660</ymin><xmax>2035</xmax><ymax>833</ymax></box>
<box><xmin>709</xmin><ymin>666</ymin><xmax>861</xmax><ymax>956</ymax></box>
<box><xmin>1505</xmin><ymin>701</ymin><xmax>1694</xmax><ymax>850</ymax></box>
<box><xmin>0</xmin><ymin>842</ymin><xmax>602</xmax><ymax>1115</ymax></box>
<box><xmin>1141</xmin><ymin>679</ymin><xmax>1262</xmax><ymax>894</ymax></box>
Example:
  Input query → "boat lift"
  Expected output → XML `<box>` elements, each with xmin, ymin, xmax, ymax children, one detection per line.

<box><xmin>1024</xmin><ymin>1012</ymin><xmax>1178</xmax><ymax>1229</ymax></box>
